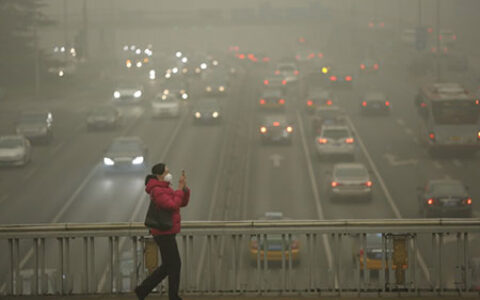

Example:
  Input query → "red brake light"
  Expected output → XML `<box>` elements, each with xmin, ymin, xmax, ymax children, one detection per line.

<box><xmin>420</xmin><ymin>102</ymin><xmax>427</xmax><ymax>108</ymax></box>
<box><xmin>330</xmin><ymin>75</ymin><xmax>337</xmax><ymax>81</ymax></box>
<box><xmin>385</xmin><ymin>101</ymin><xmax>390</xmax><ymax>107</ymax></box>
<box><xmin>466</xmin><ymin>198</ymin><xmax>472</xmax><ymax>205</ymax></box>
<box><xmin>273</xmin><ymin>121</ymin><xmax>280</xmax><ymax>127</ymax></box>
<box><xmin>260</xmin><ymin>99</ymin><xmax>266</xmax><ymax>105</ymax></box>
<box><xmin>379</xmin><ymin>22</ymin><xmax>385</xmax><ymax>28</ymax></box>
<box><xmin>475</xmin><ymin>99</ymin><xmax>479</xmax><ymax>105</ymax></box>
<box><xmin>286</xmin><ymin>126</ymin><xmax>293</xmax><ymax>133</ymax></box>
<box><xmin>331</xmin><ymin>181</ymin><xmax>338</xmax><ymax>187</ymax></box>
<box><xmin>298</xmin><ymin>37</ymin><xmax>305</xmax><ymax>43</ymax></box>
<box><xmin>326</xmin><ymin>99</ymin><xmax>332</xmax><ymax>106</ymax></box>
<box><xmin>308</xmin><ymin>53</ymin><xmax>315</xmax><ymax>59</ymax></box>
<box><xmin>427</xmin><ymin>198</ymin><xmax>434</xmax><ymax>205</ymax></box>
<box><xmin>369</xmin><ymin>22</ymin><xmax>374</xmax><ymax>28</ymax></box>
<box><xmin>477</xmin><ymin>131</ymin><xmax>480</xmax><ymax>140</ymax></box>
<box><xmin>429</xmin><ymin>133</ymin><xmax>435</xmax><ymax>141</ymax></box>
<box><xmin>238</xmin><ymin>54</ymin><xmax>245</xmax><ymax>59</ymax></box>
<box><xmin>362</xmin><ymin>101</ymin><xmax>367</xmax><ymax>107</ymax></box>
<box><xmin>282</xmin><ymin>79</ymin><xmax>287</xmax><ymax>85</ymax></box>
<box><xmin>345</xmin><ymin>138</ymin><xmax>354</xmax><ymax>144</ymax></box>
<box><xmin>428</xmin><ymin>27</ymin><xmax>433</xmax><ymax>33</ymax></box>
<box><xmin>260</xmin><ymin>126</ymin><xmax>267</xmax><ymax>134</ymax></box>
<box><xmin>360</xmin><ymin>64</ymin><xmax>366</xmax><ymax>70</ymax></box>
<box><xmin>431</xmin><ymin>47</ymin><xmax>437</xmax><ymax>53</ymax></box>
<box><xmin>373</xmin><ymin>63</ymin><xmax>379</xmax><ymax>70</ymax></box>
<box><xmin>294</xmin><ymin>70</ymin><xmax>299</xmax><ymax>75</ymax></box>
<box><xmin>263</xmin><ymin>79</ymin><xmax>269</xmax><ymax>85</ymax></box>
<box><xmin>318</xmin><ymin>138</ymin><xmax>328</xmax><ymax>144</ymax></box>
<box><xmin>438</xmin><ymin>35</ymin><xmax>443</xmax><ymax>40</ymax></box>
<box><xmin>453</xmin><ymin>35</ymin><xmax>457</xmax><ymax>40</ymax></box>
<box><xmin>318</xmin><ymin>53</ymin><xmax>323</xmax><ymax>58</ymax></box>
<box><xmin>263</xmin><ymin>57</ymin><xmax>270</xmax><ymax>62</ymax></box>
<box><xmin>296</xmin><ymin>55</ymin><xmax>301</xmax><ymax>60</ymax></box>
<box><xmin>345</xmin><ymin>75</ymin><xmax>352</xmax><ymax>81</ymax></box>
<box><xmin>307</xmin><ymin>100</ymin><xmax>313</xmax><ymax>106</ymax></box>
<box><xmin>275</xmin><ymin>70</ymin><xmax>280</xmax><ymax>75</ymax></box>
<box><xmin>278</xmin><ymin>99</ymin><xmax>285</xmax><ymax>105</ymax></box>
<box><xmin>365</xmin><ymin>181</ymin><xmax>373</xmax><ymax>187</ymax></box>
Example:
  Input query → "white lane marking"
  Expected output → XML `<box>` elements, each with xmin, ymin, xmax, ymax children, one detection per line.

<box><xmin>98</xmin><ymin>108</ymin><xmax>191</xmax><ymax>293</ymax></box>
<box><xmin>23</xmin><ymin>167</ymin><xmax>38</xmax><ymax>181</ymax></box>
<box><xmin>297</xmin><ymin>111</ymin><xmax>336</xmax><ymax>287</ymax></box>
<box><xmin>384</xmin><ymin>153</ymin><xmax>418</xmax><ymax>167</ymax></box>
<box><xmin>452</xmin><ymin>159</ymin><xmax>462</xmax><ymax>167</ymax></box>
<box><xmin>269</xmin><ymin>153</ymin><xmax>284</xmax><ymax>168</ymax></box>
<box><xmin>405</xmin><ymin>128</ymin><xmax>413</xmax><ymax>136</ymax></box>
<box><xmin>396</xmin><ymin>118</ymin><xmax>405</xmax><ymax>126</ymax></box>
<box><xmin>345</xmin><ymin>116</ymin><xmax>432</xmax><ymax>285</ymax></box>
<box><xmin>52</xmin><ymin>141</ymin><xmax>65</xmax><ymax>155</ymax></box>
<box><xmin>433</xmin><ymin>161</ymin><xmax>443</xmax><ymax>169</ymax></box>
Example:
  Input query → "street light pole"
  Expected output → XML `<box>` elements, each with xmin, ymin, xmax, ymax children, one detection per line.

<box><xmin>436</xmin><ymin>0</ymin><xmax>441</xmax><ymax>81</ymax></box>
<box><xmin>34</xmin><ymin>7</ymin><xmax>40</xmax><ymax>98</ymax></box>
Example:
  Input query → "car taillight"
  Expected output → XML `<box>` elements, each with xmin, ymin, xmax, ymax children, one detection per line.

<box><xmin>294</xmin><ymin>70</ymin><xmax>299</xmax><ymax>75</ymax></box>
<box><xmin>453</xmin><ymin>35</ymin><xmax>457</xmax><ymax>40</ymax></box>
<box><xmin>278</xmin><ymin>99</ymin><xmax>285</xmax><ymax>105</ymax></box>
<box><xmin>326</xmin><ymin>99</ymin><xmax>333</xmax><ymax>105</ymax></box>
<box><xmin>427</xmin><ymin>198</ymin><xmax>434</xmax><ymax>205</ymax></box>
<box><xmin>238</xmin><ymin>54</ymin><xmax>245</xmax><ymax>59</ymax></box>
<box><xmin>260</xmin><ymin>126</ymin><xmax>267</xmax><ymax>134</ymax></box>
<box><xmin>263</xmin><ymin>57</ymin><xmax>270</xmax><ymax>62</ymax></box>
<box><xmin>308</xmin><ymin>53</ymin><xmax>315</xmax><ymax>59</ymax></box>
<box><xmin>330</xmin><ymin>75</ymin><xmax>337</xmax><ymax>81</ymax></box>
<box><xmin>296</xmin><ymin>55</ymin><xmax>301</xmax><ymax>60</ymax></box>
<box><xmin>264</xmin><ymin>79</ymin><xmax>269</xmax><ymax>85</ymax></box>
<box><xmin>477</xmin><ymin>131</ymin><xmax>480</xmax><ymax>141</ymax></box>
<box><xmin>307</xmin><ymin>100</ymin><xmax>313</xmax><ymax>106</ymax></box>
<box><xmin>420</xmin><ymin>102</ymin><xmax>427</xmax><ymax>108</ymax></box>
<box><xmin>385</xmin><ymin>101</ymin><xmax>390</xmax><ymax>107</ymax></box>
<box><xmin>275</xmin><ymin>70</ymin><xmax>280</xmax><ymax>75</ymax></box>
<box><xmin>345</xmin><ymin>138</ymin><xmax>354</xmax><ymax>144</ymax></box>
<box><xmin>331</xmin><ymin>181</ymin><xmax>338</xmax><ymax>187</ymax></box>
<box><xmin>318</xmin><ymin>138</ymin><xmax>328</xmax><ymax>144</ymax></box>
<box><xmin>465</xmin><ymin>198</ymin><xmax>472</xmax><ymax>205</ymax></box>
<box><xmin>369</xmin><ymin>22</ymin><xmax>374</xmax><ymax>28</ymax></box>
<box><xmin>373</xmin><ymin>63</ymin><xmax>379</xmax><ymax>70</ymax></box>
<box><xmin>362</xmin><ymin>101</ymin><xmax>367</xmax><ymax>107</ymax></box>
<box><xmin>318</xmin><ymin>53</ymin><xmax>323</xmax><ymax>58</ymax></box>
<box><xmin>475</xmin><ymin>99</ymin><xmax>479</xmax><ymax>105</ymax></box>
<box><xmin>431</xmin><ymin>47</ymin><xmax>437</xmax><ymax>53</ymax></box>
<box><xmin>428</xmin><ymin>27</ymin><xmax>433</xmax><ymax>33</ymax></box>
<box><xmin>379</xmin><ymin>22</ymin><xmax>385</xmax><ymax>27</ymax></box>
<box><xmin>286</xmin><ymin>126</ymin><xmax>293</xmax><ymax>133</ymax></box>
<box><xmin>345</xmin><ymin>75</ymin><xmax>353</xmax><ymax>81</ymax></box>
<box><xmin>365</xmin><ymin>181</ymin><xmax>373</xmax><ymax>187</ymax></box>
<box><xmin>360</xmin><ymin>64</ymin><xmax>366</xmax><ymax>70</ymax></box>
<box><xmin>260</xmin><ymin>99</ymin><xmax>266</xmax><ymax>105</ymax></box>
<box><xmin>273</xmin><ymin>121</ymin><xmax>280</xmax><ymax>127</ymax></box>
<box><xmin>282</xmin><ymin>79</ymin><xmax>287</xmax><ymax>85</ymax></box>
<box><xmin>429</xmin><ymin>132</ymin><xmax>435</xmax><ymax>141</ymax></box>
<box><xmin>438</xmin><ymin>35</ymin><xmax>443</xmax><ymax>40</ymax></box>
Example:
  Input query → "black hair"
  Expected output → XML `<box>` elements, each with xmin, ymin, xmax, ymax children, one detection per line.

<box><xmin>145</xmin><ymin>163</ymin><xmax>166</xmax><ymax>185</ymax></box>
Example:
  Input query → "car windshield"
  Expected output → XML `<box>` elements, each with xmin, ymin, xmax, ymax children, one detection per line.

<box><xmin>430</xmin><ymin>183</ymin><xmax>466</xmax><ymax>195</ymax></box>
<box><xmin>431</xmin><ymin>100</ymin><xmax>479</xmax><ymax>125</ymax></box>
<box><xmin>90</xmin><ymin>107</ymin><xmax>115</xmax><ymax>116</ymax></box>
<box><xmin>109</xmin><ymin>140</ymin><xmax>142</xmax><ymax>153</ymax></box>
<box><xmin>336</xmin><ymin>167</ymin><xmax>367</xmax><ymax>178</ymax></box>
<box><xmin>279</xmin><ymin>65</ymin><xmax>295</xmax><ymax>72</ymax></box>
<box><xmin>323</xmin><ymin>129</ymin><xmax>349</xmax><ymax>139</ymax></box>
<box><xmin>20</xmin><ymin>113</ymin><xmax>45</xmax><ymax>124</ymax></box>
<box><xmin>0</xmin><ymin>138</ymin><xmax>22</xmax><ymax>148</ymax></box>
<box><xmin>196</xmin><ymin>100</ymin><xmax>218</xmax><ymax>109</ymax></box>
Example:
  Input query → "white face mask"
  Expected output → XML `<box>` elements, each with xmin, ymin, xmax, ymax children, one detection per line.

<box><xmin>163</xmin><ymin>173</ymin><xmax>173</xmax><ymax>182</ymax></box>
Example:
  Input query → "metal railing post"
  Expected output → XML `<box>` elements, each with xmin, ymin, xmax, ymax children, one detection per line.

<box><xmin>89</xmin><ymin>237</ymin><xmax>95</xmax><ymax>293</ymax></box>
<box><xmin>380</xmin><ymin>233</ymin><xmax>386</xmax><ymax>292</ymax></box>
<box><xmin>40</xmin><ymin>238</ymin><xmax>46</xmax><ymax>294</ymax></box>
<box><xmin>263</xmin><ymin>233</ymin><xmax>268</xmax><ymax>293</ymax></box>
<box><xmin>83</xmin><ymin>237</ymin><xmax>88</xmax><ymax>293</ymax></box>
<box><xmin>431</xmin><ymin>233</ymin><xmax>437</xmax><ymax>291</ymax></box>
<box><xmin>439</xmin><ymin>233</ymin><xmax>443</xmax><ymax>294</ymax></box>
<box><xmin>15</xmin><ymin>238</ymin><xmax>21</xmax><ymax>295</ymax></box>
<box><xmin>287</xmin><ymin>233</ymin><xmax>292</xmax><ymax>292</ymax></box>
<box><xmin>132</xmin><ymin>236</ymin><xmax>138</xmax><ymax>291</ymax></box>
<box><xmin>412</xmin><ymin>234</ymin><xmax>417</xmax><ymax>294</ymax></box>
<box><xmin>108</xmin><ymin>236</ymin><xmax>114</xmax><ymax>293</ymax></box>
<box><xmin>362</xmin><ymin>233</ymin><xmax>368</xmax><ymax>290</ymax></box>
<box><xmin>65</xmin><ymin>237</ymin><xmax>70</xmax><ymax>293</ymax></box>
<box><xmin>464</xmin><ymin>233</ymin><xmax>470</xmax><ymax>292</ymax></box>
<box><xmin>231</xmin><ymin>234</ymin><xmax>237</xmax><ymax>293</ymax></box>
<box><xmin>8</xmin><ymin>238</ymin><xmax>13</xmax><ymax>295</ymax></box>
<box><xmin>115</xmin><ymin>236</ymin><xmax>121</xmax><ymax>293</ymax></box>
<box><xmin>33</xmin><ymin>238</ymin><xmax>39</xmax><ymax>295</ymax></box>
<box><xmin>58</xmin><ymin>237</ymin><xmax>64</xmax><ymax>295</ymax></box>
<box><xmin>281</xmin><ymin>233</ymin><xmax>286</xmax><ymax>293</ymax></box>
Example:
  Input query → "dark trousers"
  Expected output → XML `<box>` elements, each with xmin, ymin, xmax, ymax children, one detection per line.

<box><xmin>136</xmin><ymin>234</ymin><xmax>181</xmax><ymax>300</ymax></box>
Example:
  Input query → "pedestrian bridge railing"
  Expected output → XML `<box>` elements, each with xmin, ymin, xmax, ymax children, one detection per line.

<box><xmin>0</xmin><ymin>219</ymin><xmax>479</xmax><ymax>297</ymax></box>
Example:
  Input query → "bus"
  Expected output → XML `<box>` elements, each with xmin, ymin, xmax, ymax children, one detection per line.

<box><xmin>414</xmin><ymin>83</ymin><xmax>480</xmax><ymax>155</ymax></box>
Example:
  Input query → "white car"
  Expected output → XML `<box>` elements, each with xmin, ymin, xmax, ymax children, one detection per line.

<box><xmin>329</xmin><ymin>163</ymin><xmax>372</xmax><ymax>200</ymax></box>
<box><xmin>275</xmin><ymin>62</ymin><xmax>299</xmax><ymax>83</ymax></box>
<box><xmin>112</xmin><ymin>84</ymin><xmax>144</xmax><ymax>104</ymax></box>
<box><xmin>103</xmin><ymin>136</ymin><xmax>148</xmax><ymax>172</ymax></box>
<box><xmin>151</xmin><ymin>94</ymin><xmax>181</xmax><ymax>118</ymax></box>
<box><xmin>315</xmin><ymin>125</ymin><xmax>355</xmax><ymax>160</ymax></box>
<box><xmin>0</xmin><ymin>135</ymin><xmax>32</xmax><ymax>167</ymax></box>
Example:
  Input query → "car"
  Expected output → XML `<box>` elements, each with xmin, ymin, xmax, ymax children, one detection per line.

<box><xmin>192</xmin><ymin>98</ymin><xmax>222</xmax><ymax>123</ymax></box>
<box><xmin>259</xmin><ymin>115</ymin><xmax>293</xmax><ymax>144</ymax></box>
<box><xmin>315</xmin><ymin>125</ymin><xmax>355</xmax><ymax>160</ymax></box>
<box><xmin>304</xmin><ymin>88</ymin><xmax>335</xmax><ymax>113</ymax></box>
<box><xmin>359</xmin><ymin>58</ymin><xmax>380</xmax><ymax>74</ymax></box>
<box><xmin>311</xmin><ymin>106</ymin><xmax>346</xmax><ymax>136</ymax></box>
<box><xmin>443</xmin><ymin>51</ymin><xmax>469</xmax><ymax>72</ymax></box>
<box><xmin>329</xmin><ymin>163</ymin><xmax>372</xmax><ymax>200</ymax></box>
<box><xmin>275</xmin><ymin>62</ymin><xmax>299</xmax><ymax>84</ymax></box>
<box><xmin>360</xmin><ymin>92</ymin><xmax>391</xmax><ymax>115</ymax></box>
<box><xmin>151</xmin><ymin>93</ymin><xmax>181</xmax><ymax>118</ymax></box>
<box><xmin>103</xmin><ymin>136</ymin><xmax>148</xmax><ymax>172</ymax></box>
<box><xmin>258</xmin><ymin>89</ymin><xmax>286</xmax><ymax>111</ymax></box>
<box><xmin>328</xmin><ymin>66</ymin><xmax>354</xmax><ymax>89</ymax></box>
<box><xmin>86</xmin><ymin>105</ymin><xmax>121</xmax><ymax>130</ymax></box>
<box><xmin>16</xmin><ymin>110</ymin><xmax>53</xmax><ymax>143</ymax></box>
<box><xmin>0</xmin><ymin>135</ymin><xmax>31</xmax><ymax>167</ymax></box>
<box><xmin>417</xmin><ymin>179</ymin><xmax>472</xmax><ymax>218</ymax></box>
<box><xmin>295</xmin><ymin>49</ymin><xmax>323</xmax><ymax>63</ymax></box>
<box><xmin>262</xmin><ymin>74</ymin><xmax>287</xmax><ymax>94</ymax></box>
<box><xmin>401</xmin><ymin>29</ymin><xmax>416</xmax><ymax>46</ymax></box>
<box><xmin>160</xmin><ymin>79</ymin><xmax>189</xmax><ymax>100</ymax></box>
<box><xmin>203</xmin><ymin>77</ymin><xmax>228</xmax><ymax>96</ymax></box>
<box><xmin>368</xmin><ymin>19</ymin><xmax>386</xmax><ymax>30</ymax></box>
<box><xmin>112</xmin><ymin>83</ymin><xmax>144</xmax><ymax>104</ymax></box>
<box><xmin>438</xmin><ymin>29</ymin><xmax>457</xmax><ymax>45</ymax></box>
<box><xmin>249</xmin><ymin>212</ymin><xmax>300</xmax><ymax>265</ymax></box>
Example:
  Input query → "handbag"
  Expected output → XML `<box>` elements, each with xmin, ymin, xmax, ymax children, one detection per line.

<box><xmin>144</xmin><ymin>192</ymin><xmax>172</xmax><ymax>230</ymax></box>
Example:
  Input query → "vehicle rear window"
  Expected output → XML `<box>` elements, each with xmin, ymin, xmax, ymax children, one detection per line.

<box><xmin>323</xmin><ymin>129</ymin><xmax>349</xmax><ymax>139</ymax></box>
<box><xmin>431</xmin><ymin>100</ymin><xmax>479</xmax><ymax>125</ymax></box>
<box><xmin>0</xmin><ymin>138</ymin><xmax>22</xmax><ymax>148</ymax></box>
<box><xmin>335</xmin><ymin>167</ymin><xmax>367</xmax><ymax>178</ymax></box>
<box><xmin>430</xmin><ymin>183</ymin><xmax>466</xmax><ymax>195</ymax></box>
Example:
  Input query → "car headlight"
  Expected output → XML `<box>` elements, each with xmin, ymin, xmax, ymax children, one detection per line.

<box><xmin>206</xmin><ymin>86</ymin><xmax>212</xmax><ymax>92</ymax></box>
<box><xmin>212</xmin><ymin>111</ymin><xmax>219</xmax><ymax>118</ymax></box>
<box><xmin>182</xmin><ymin>93</ymin><xmax>188</xmax><ymax>100</ymax></box>
<box><xmin>134</xmin><ymin>90</ymin><xmax>142</xmax><ymax>98</ymax></box>
<box><xmin>219</xmin><ymin>86</ymin><xmax>225</xmax><ymax>92</ymax></box>
<box><xmin>195</xmin><ymin>112</ymin><xmax>201</xmax><ymax>118</ymax></box>
<box><xmin>164</xmin><ymin>89</ymin><xmax>169</xmax><ymax>95</ymax></box>
<box><xmin>114</xmin><ymin>91</ymin><xmax>120</xmax><ymax>99</ymax></box>
<box><xmin>195</xmin><ymin>68</ymin><xmax>201</xmax><ymax>73</ymax></box>
<box><xmin>172</xmin><ymin>67</ymin><xmax>178</xmax><ymax>74</ymax></box>
<box><xmin>182</xmin><ymin>68</ymin><xmax>188</xmax><ymax>74</ymax></box>
<box><xmin>132</xmin><ymin>156</ymin><xmax>144</xmax><ymax>165</ymax></box>
<box><xmin>103</xmin><ymin>157</ymin><xmax>115</xmax><ymax>166</ymax></box>
<box><xmin>58</xmin><ymin>70</ymin><xmax>64</xmax><ymax>77</ymax></box>
<box><xmin>149</xmin><ymin>70</ymin><xmax>156</xmax><ymax>80</ymax></box>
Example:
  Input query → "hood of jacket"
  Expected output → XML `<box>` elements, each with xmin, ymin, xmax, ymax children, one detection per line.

<box><xmin>145</xmin><ymin>177</ymin><xmax>170</xmax><ymax>194</ymax></box>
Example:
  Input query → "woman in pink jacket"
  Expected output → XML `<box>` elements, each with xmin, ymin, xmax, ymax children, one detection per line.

<box><xmin>135</xmin><ymin>163</ymin><xmax>190</xmax><ymax>300</ymax></box>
